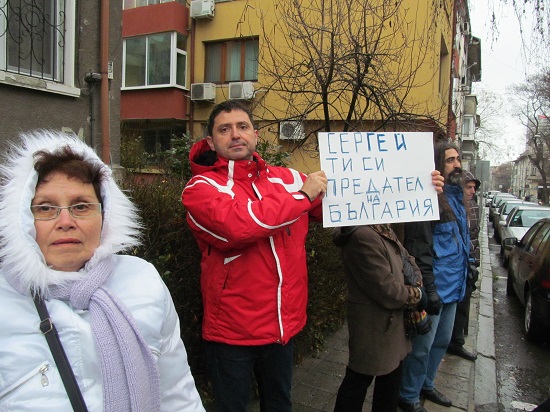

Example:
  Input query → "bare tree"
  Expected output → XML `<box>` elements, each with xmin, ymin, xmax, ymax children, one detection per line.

<box><xmin>492</xmin><ymin>161</ymin><xmax>514</xmax><ymax>193</ymax></box>
<box><xmin>489</xmin><ymin>0</ymin><xmax>550</xmax><ymax>63</ymax></box>
<box><xmin>474</xmin><ymin>88</ymin><xmax>526</xmax><ymax>165</ymax></box>
<box><xmin>252</xmin><ymin>0</ymin><xmax>449</xmax><ymax>156</ymax></box>
<box><xmin>474</xmin><ymin>89</ymin><xmax>504</xmax><ymax>158</ymax></box>
<box><xmin>512</xmin><ymin>70</ymin><xmax>550</xmax><ymax>204</ymax></box>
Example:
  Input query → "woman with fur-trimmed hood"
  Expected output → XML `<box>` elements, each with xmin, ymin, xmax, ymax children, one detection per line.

<box><xmin>0</xmin><ymin>131</ymin><xmax>204</xmax><ymax>411</ymax></box>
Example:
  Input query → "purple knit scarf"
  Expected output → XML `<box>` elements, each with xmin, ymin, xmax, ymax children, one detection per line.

<box><xmin>11</xmin><ymin>256</ymin><xmax>160</xmax><ymax>411</ymax></box>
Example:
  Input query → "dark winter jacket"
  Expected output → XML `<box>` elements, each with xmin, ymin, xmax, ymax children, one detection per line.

<box><xmin>333</xmin><ymin>225</ymin><xmax>422</xmax><ymax>376</ymax></box>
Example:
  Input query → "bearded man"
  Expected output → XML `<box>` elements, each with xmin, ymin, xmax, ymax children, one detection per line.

<box><xmin>398</xmin><ymin>142</ymin><xmax>470</xmax><ymax>412</ymax></box>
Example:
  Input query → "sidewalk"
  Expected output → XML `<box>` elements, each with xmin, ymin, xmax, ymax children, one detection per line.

<box><xmin>271</xmin><ymin>208</ymin><xmax>498</xmax><ymax>411</ymax></box>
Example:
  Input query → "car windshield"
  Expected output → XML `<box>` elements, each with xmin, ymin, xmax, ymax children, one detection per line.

<box><xmin>503</xmin><ymin>202</ymin><xmax>525</xmax><ymax>215</ymax></box>
<box><xmin>510</xmin><ymin>209</ymin><xmax>550</xmax><ymax>227</ymax></box>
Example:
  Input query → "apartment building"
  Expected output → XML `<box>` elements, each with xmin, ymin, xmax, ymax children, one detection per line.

<box><xmin>121</xmin><ymin>0</ymin><xmax>480</xmax><ymax>172</ymax></box>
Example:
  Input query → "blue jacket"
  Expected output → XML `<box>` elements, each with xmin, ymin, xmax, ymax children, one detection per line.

<box><xmin>432</xmin><ymin>184</ymin><xmax>470</xmax><ymax>303</ymax></box>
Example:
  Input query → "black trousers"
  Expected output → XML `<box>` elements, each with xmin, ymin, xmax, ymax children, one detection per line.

<box><xmin>534</xmin><ymin>398</ymin><xmax>550</xmax><ymax>412</ymax></box>
<box><xmin>450</xmin><ymin>282</ymin><xmax>474</xmax><ymax>347</ymax></box>
<box><xmin>334</xmin><ymin>363</ymin><xmax>403</xmax><ymax>412</ymax></box>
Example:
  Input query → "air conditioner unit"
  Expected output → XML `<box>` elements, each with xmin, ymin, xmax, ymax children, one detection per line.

<box><xmin>228</xmin><ymin>81</ymin><xmax>255</xmax><ymax>100</ymax></box>
<box><xmin>190</xmin><ymin>0</ymin><xmax>215</xmax><ymax>19</ymax></box>
<box><xmin>279</xmin><ymin>120</ymin><xmax>306</xmax><ymax>140</ymax></box>
<box><xmin>190</xmin><ymin>83</ymin><xmax>216</xmax><ymax>101</ymax></box>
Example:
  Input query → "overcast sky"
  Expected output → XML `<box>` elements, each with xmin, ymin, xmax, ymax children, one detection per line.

<box><xmin>469</xmin><ymin>2</ymin><xmax>535</xmax><ymax>165</ymax></box>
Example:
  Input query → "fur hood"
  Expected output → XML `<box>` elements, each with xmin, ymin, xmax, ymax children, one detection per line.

<box><xmin>0</xmin><ymin>130</ymin><xmax>142</xmax><ymax>297</ymax></box>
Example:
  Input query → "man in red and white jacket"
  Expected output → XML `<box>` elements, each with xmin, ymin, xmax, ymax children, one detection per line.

<box><xmin>181</xmin><ymin>100</ymin><xmax>327</xmax><ymax>411</ymax></box>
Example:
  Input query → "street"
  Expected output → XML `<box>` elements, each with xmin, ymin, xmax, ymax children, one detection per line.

<box><xmin>487</xmin><ymin>208</ymin><xmax>550</xmax><ymax>411</ymax></box>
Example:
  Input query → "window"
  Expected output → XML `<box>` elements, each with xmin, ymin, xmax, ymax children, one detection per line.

<box><xmin>0</xmin><ymin>0</ymin><xmax>77</xmax><ymax>95</ymax></box>
<box><xmin>123</xmin><ymin>0</ymin><xmax>184</xmax><ymax>10</ymax></box>
<box><xmin>123</xmin><ymin>32</ymin><xmax>187</xmax><ymax>89</ymax></box>
<box><xmin>121</xmin><ymin>119</ymin><xmax>186</xmax><ymax>169</ymax></box>
<box><xmin>462</xmin><ymin>116</ymin><xmax>474</xmax><ymax>139</ymax></box>
<box><xmin>205</xmin><ymin>38</ymin><xmax>258</xmax><ymax>83</ymax></box>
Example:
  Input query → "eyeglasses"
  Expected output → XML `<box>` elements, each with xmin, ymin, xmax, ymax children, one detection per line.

<box><xmin>30</xmin><ymin>203</ymin><xmax>102</xmax><ymax>220</ymax></box>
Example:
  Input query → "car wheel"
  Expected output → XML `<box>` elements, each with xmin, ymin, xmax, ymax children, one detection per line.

<box><xmin>524</xmin><ymin>289</ymin><xmax>543</xmax><ymax>341</ymax></box>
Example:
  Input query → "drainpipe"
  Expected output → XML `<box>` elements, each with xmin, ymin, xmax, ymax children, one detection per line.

<box><xmin>189</xmin><ymin>18</ymin><xmax>196</xmax><ymax>136</ymax></box>
<box><xmin>100</xmin><ymin>0</ymin><xmax>110</xmax><ymax>164</ymax></box>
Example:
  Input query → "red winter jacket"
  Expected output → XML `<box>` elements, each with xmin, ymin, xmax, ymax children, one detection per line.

<box><xmin>181</xmin><ymin>139</ymin><xmax>322</xmax><ymax>345</ymax></box>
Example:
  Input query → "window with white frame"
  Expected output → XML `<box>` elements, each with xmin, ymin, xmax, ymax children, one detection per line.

<box><xmin>123</xmin><ymin>32</ymin><xmax>187</xmax><ymax>89</ymax></box>
<box><xmin>0</xmin><ymin>0</ymin><xmax>76</xmax><ymax>93</ymax></box>
<box><xmin>123</xmin><ymin>0</ymin><xmax>185</xmax><ymax>10</ymax></box>
<box><xmin>462</xmin><ymin>116</ymin><xmax>474</xmax><ymax>139</ymax></box>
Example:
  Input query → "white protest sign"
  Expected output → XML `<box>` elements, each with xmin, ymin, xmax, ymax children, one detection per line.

<box><xmin>319</xmin><ymin>132</ymin><xmax>440</xmax><ymax>227</ymax></box>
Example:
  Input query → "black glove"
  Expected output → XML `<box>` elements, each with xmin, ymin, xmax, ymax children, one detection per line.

<box><xmin>417</xmin><ymin>287</ymin><xmax>428</xmax><ymax>312</ymax></box>
<box><xmin>467</xmin><ymin>264</ymin><xmax>479</xmax><ymax>291</ymax></box>
<box><xmin>468</xmin><ymin>265</ymin><xmax>479</xmax><ymax>284</ymax></box>
<box><xmin>424</xmin><ymin>283</ymin><xmax>442</xmax><ymax>316</ymax></box>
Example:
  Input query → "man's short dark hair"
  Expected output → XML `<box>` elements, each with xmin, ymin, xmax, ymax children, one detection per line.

<box><xmin>206</xmin><ymin>100</ymin><xmax>255</xmax><ymax>137</ymax></box>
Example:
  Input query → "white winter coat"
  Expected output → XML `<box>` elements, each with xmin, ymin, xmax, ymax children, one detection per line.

<box><xmin>0</xmin><ymin>131</ymin><xmax>205</xmax><ymax>411</ymax></box>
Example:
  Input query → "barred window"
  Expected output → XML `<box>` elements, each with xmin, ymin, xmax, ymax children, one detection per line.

<box><xmin>0</xmin><ymin>0</ymin><xmax>77</xmax><ymax>95</ymax></box>
<box><xmin>1</xmin><ymin>0</ymin><xmax>63</xmax><ymax>80</ymax></box>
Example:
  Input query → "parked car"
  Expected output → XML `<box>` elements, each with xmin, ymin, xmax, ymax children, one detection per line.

<box><xmin>490</xmin><ymin>193</ymin><xmax>517</xmax><ymax>223</ymax></box>
<box><xmin>493</xmin><ymin>200</ymin><xmax>538</xmax><ymax>242</ymax></box>
<box><xmin>506</xmin><ymin>218</ymin><xmax>550</xmax><ymax>340</ymax></box>
<box><xmin>500</xmin><ymin>206</ymin><xmax>550</xmax><ymax>265</ymax></box>
<box><xmin>485</xmin><ymin>190</ymin><xmax>501</xmax><ymax>207</ymax></box>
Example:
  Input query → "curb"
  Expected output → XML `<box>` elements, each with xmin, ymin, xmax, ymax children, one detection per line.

<box><xmin>473</xmin><ymin>207</ymin><xmax>498</xmax><ymax>411</ymax></box>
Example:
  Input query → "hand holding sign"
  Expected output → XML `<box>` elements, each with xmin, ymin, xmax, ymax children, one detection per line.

<box><xmin>300</xmin><ymin>170</ymin><xmax>328</xmax><ymax>202</ymax></box>
<box><xmin>318</xmin><ymin>132</ymin><xmax>440</xmax><ymax>228</ymax></box>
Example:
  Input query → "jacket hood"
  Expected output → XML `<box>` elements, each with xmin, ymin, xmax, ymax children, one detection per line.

<box><xmin>0</xmin><ymin>130</ymin><xmax>142</xmax><ymax>297</ymax></box>
<box><xmin>463</xmin><ymin>170</ymin><xmax>480</xmax><ymax>191</ymax></box>
<box><xmin>189</xmin><ymin>138</ymin><xmax>218</xmax><ymax>176</ymax></box>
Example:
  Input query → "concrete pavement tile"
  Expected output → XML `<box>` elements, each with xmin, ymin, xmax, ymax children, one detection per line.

<box><xmin>438</xmin><ymin>357</ymin><xmax>474</xmax><ymax>379</ymax></box>
<box><xmin>292</xmin><ymin>383</ymin><xmax>334</xmax><ymax>410</ymax></box>
<box><xmin>436</xmin><ymin>369</ymin><xmax>470</xmax><ymax>393</ymax></box>
<box><xmin>322</xmin><ymin>348</ymin><xmax>349</xmax><ymax>365</ymax></box>
<box><xmin>295</xmin><ymin>354</ymin><xmax>324</xmax><ymax>371</ymax></box>
<box><xmin>431</xmin><ymin>376</ymin><xmax>470</xmax><ymax>410</ymax></box>
<box><xmin>309</xmin><ymin>359</ymin><xmax>346</xmax><ymax>378</ymax></box>
<box><xmin>294</xmin><ymin>369</ymin><xmax>343</xmax><ymax>392</ymax></box>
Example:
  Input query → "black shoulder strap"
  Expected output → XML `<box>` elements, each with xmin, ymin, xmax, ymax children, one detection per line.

<box><xmin>33</xmin><ymin>295</ymin><xmax>89</xmax><ymax>412</ymax></box>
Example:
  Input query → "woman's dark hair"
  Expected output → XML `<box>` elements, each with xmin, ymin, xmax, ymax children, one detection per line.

<box><xmin>33</xmin><ymin>145</ymin><xmax>106</xmax><ymax>202</ymax></box>
<box><xmin>206</xmin><ymin>100</ymin><xmax>255</xmax><ymax>137</ymax></box>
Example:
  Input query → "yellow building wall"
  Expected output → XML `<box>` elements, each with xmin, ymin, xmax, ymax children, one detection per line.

<box><xmin>190</xmin><ymin>0</ymin><xmax>455</xmax><ymax>173</ymax></box>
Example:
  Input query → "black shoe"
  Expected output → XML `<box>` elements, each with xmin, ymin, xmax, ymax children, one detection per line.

<box><xmin>398</xmin><ymin>399</ymin><xmax>427</xmax><ymax>412</ymax></box>
<box><xmin>421</xmin><ymin>388</ymin><xmax>452</xmax><ymax>407</ymax></box>
<box><xmin>447</xmin><ymin>345</ymin><xmax>478</xmax><ymax>361</ymax></box>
